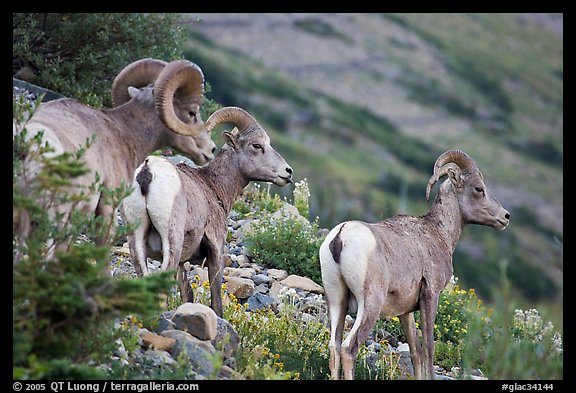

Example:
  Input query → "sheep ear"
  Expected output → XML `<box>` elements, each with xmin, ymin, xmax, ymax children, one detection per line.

<box><xmin>447</xmin><ymin>167</ymin><xmax>464</xmax><ymax>188</ymax></box>
<box><xmin>128</xmin><ymin>86</ymin><xmax>140</xmax><ymax>98</ymax></box>
<box><xmin>223</xmin><ymin>127</ymin><xmax>241</xmax><ymax>151</ymax></box>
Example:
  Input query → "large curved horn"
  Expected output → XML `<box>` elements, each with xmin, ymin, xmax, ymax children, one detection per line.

<box><xmin>111</xmin><ymin>58</ymin><xmax>167</xmax><ymax>107</ymax></box>
<box><xmin>204</xmin><ymin>106</ymin><xmax>258</xmax><ymax>133</ymax></box>
<box><xmin>426</xmin><ymin>149</ymin><xmax>478</xmax><ymax>201</ymax></box>
<box><xmin>154</xmin><ymin>60</ymin><xmax>205</xmax><ymax>137</ymax></box>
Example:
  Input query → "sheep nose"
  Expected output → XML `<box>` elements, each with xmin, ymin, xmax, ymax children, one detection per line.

<box><xmin>505</xmin><ymin>212</ymin><xmax>510</xmax><ymax>220</ymax></box>
<box><xmin>211</xmin><ymin>146</ymin><xmax>216</xmax><ymax>154</ymax></box>
<box><xmin>286</xmin><ymin>166</ymin><xmax>293</xmax><ymax>175</ymax></box>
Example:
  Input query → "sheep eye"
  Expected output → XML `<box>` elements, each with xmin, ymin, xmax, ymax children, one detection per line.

<box><xmin>189</xmin><ymin>111</ymin><xmax>196</xmax><ymax>119</ymax></box>
<box><xmin>475</xmin><ymin>187</ymin><xmax>484</xmax><ymax>193</ymax></box>
<box><xmin>252</xmin><ymin>143</ymin><xmax>263</xmax><ymax>150</ymax></box>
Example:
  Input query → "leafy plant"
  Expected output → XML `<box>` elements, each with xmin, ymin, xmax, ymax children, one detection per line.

<box><xmin>245</xmin><ymin>213</ymin><xmax>325</xmax><ymax>284</ymax></box>
<box><xmin>13</xmin><ymin>13</ymin><xmax>187</xmax><ymax>107</ymax></box>
<box><xmin>459</xmin><ymin>269</ymin><xmax>563</xmax><ymax>379</ymax></box>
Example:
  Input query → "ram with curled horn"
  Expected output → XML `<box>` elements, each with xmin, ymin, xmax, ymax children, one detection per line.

<box><xmin>319</xmin><ymin>149</ymin><xmax>510</xmax><ymax>380</ymax></box>
<box><xmin>122</xmin><ymin>106</ymin><xmax>294</xmax><ymax>317</ymax></box>
<box><xmin>13</xmin><ymin>58</ymin><xmax>217</xmax><ymax>260</ymax></box>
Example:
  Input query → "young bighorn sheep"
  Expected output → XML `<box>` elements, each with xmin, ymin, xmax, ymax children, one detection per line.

<box><xmin>319</xmin><ymin>149</ymin><xmax>510</xmax><ymax>380</ymax></box>
<box><xmin>13</xmin><ymin>58</ymin><xmax>216</xmax><ymax>253</ymax></box>
<box><xmin>121</xmin><ymin>106</ymin><xmax>293</xmax><ymax>317</ymax></box>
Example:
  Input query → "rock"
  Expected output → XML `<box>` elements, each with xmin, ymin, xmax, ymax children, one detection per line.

<box><xmin>398</xmin><ymin>351</ymin><xmax>414</xmax><ymax>379</ymax></box>
<box><xmin>171</xmin><ymin>303</ymin><xmax>218</xmax><ymax>340</ymax></box>
<box><xmin>225</xmin><ymin>276</ymin><xmax>255</xmax><ymax>299</ymax></box>
<box><xmin>142</xmin><ymin>349</ymin><xmax>175</xmax><ymax>368</ymax></box>
<box><xmin>279</xmin><ymin>274</ymin><xmax>325</xmax><ymax>294</ymax></box>
<box><xmin>267</xmin><ymin>268</ymin><xmax>289</xmax><ymax>281</ymax></box>
<box><xmin>245</xmin><ymin>292</ymin><xmax>275</xmax><ymax>311</ymax></box>
<box><xmin>141</xmin><ymin>332</ymin><xmax>176</xmax><ymax>351</ymax></box>
<box><xmin>170</xmin><ymin>332</ymin><xmax>217</xmax><ymax>377</ymax></box>
<box><xmin>271</xmin><ymin>203</ymin><xmax>309</xmax><ymax>225</ymax></box>
<box><xmin>253</xmin><ymin>283</ymin><xmax>269</xmax><ymax>294</ymax></box>
<box><xmin>111</xmin><ymin>245</ymin><xmax>131</xmax><ymax>257</ymax></box>
<box><xmin>162</xmin><ymin>329</ymin><xmax>216</xmax><ymax>354</ymax></box>
<box><xmin>212</xmin><ymin>317</ymin><xmax>240</xmax><ymax>359</ymax></box>
<box><xmin>268</xmin><ymin>280</ymin><xmax>286</xmax><ymax>301</ymax></box>
<box><xmin>157</xmin><ymin>314</ymin><xmax>176</xmax><ymax>332</ymax></box>
<box><xmin>218</xmin><ymin>364</ymin><xmax>243</xmax><ymax>380</ymax></box>
<box><xmin>251</xmin><ymin>273</ymin><xmax>271</xmax><ymax>286</ymax></box>
<box><xmin>189</xmin><ymin>266</ymin><xmax>209</xmax><ymax>284</ymax></box>
<box><xmin>224</xmin><ymin>266</ymin><xmax>255</xmax><ymax>279</ymax></box>
<box><xmin>396</xmin><ymin>342</ymin><xmax>410</xmax><ymax>352</ymax></box>
<box><xmin>223</xmin><ymin>254</ymin><xmax>235</xmax><ymax>267</ymax></box>
<box><xmin>236</xmin><ymin>254</ymin><xmax>250</xmax><ymax>266</ymax></box>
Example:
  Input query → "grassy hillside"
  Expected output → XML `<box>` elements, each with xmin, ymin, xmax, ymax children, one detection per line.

<box><xmin>180</xmin><ymin>13</ymin><xmax>562</xmax><ymax>324</ymax></box>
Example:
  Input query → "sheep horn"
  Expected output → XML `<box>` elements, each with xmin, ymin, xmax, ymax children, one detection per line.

<box><xmin>426</xmin><ymin>149</ymin><xmax>479</xmax><ymax>202</ymax></box>
<box><xmin>154</xmin><ymin>59</ymin><xmax>205</xmax><ymax>137</ymax></box>
<box><xmin>204</xmin><ymin>106</ymin><xmax>258</xmax><ymax>133</ymax></box>
<box><xmin>111</xmin><ymin>58</ymin><xmax>167</xmax><ymax>107</ymax></box>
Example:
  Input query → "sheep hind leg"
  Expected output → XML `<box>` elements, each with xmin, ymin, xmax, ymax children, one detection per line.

<box><xmin>341</xmin><ymin>300</ymin><xmax>380</xmax><ymax>380</ymax></box>
<box><xmin>327</xmin><ymin>290</ymin><xmax>348</xmax><ymax>379</ymax></box>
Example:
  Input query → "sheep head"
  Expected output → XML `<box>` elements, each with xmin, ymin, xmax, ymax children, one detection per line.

<box><xmin>426</xmin><ymin>149</ymin><xmax>510</xmax><ymax>230</ymax></box>
<box><xmin>111</xmin><ymin>58</ymin><xmax>215</xmax><ymax>165</ymax></box>
<box><xmin>205</xmin><ymin>106</ymin><xmax>293</xmax><ymax>186</ymax></box>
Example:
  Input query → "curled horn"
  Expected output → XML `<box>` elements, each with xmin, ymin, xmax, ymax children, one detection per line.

<box><xmin>111</xmin><ymin>58</ymin><xmax>167</xmax><ymax>107</ymax></box>
<box><xmin>154</xmin><ymin>60</ymin><xmax>205</xmax><ymax>137</ymax></box>
<box><xmin>426</xmin><ymin>149</ymin><xmax>479</xmax><ymax>202</ymax></box>
<box><xmin>204</xmin><ymin>106</ymin><xmax>258</xmax><ymax>133</ymax></box>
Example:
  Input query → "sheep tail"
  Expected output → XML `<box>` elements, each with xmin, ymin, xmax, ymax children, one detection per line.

<box><xmin>136</xmin><ymin>159</ymin><xmax>153</xmax><ymax>196</ymax></box>
<box><xmin>328</xmin><ymin>223</ymin><xmax>346</xmax><ymax>264</ymax></box>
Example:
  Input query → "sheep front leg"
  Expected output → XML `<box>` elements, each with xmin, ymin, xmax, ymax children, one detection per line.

<box><xmin>400</xmin><ymin>312</ymin><xmax>424</xmax><ymax>379</ymax></box>
<box><xmin>177</xmin><ymin>262</ymin><xmax>194</xmax><ymax>303</ymax></box>
<box><xmin>207</xmin><ymin>252</ymin><xmax>224</xmax><ymax>318</ymax></box>
<box><xmin>419</xmin><ymin>286</ymin><xmax>440</xmax><ymax>380</ymax></box>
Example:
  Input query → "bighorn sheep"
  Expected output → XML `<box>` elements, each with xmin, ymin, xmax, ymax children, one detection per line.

<box><xmin>319</xmin><ymin>149</ymin><xmax>510</xmax><ymax>380</ymax></box>
<box><xmin>13</xmin><ymin>58</ymin><xmax>216</xmax><ymax>253</ymax></box>
<box><xmin>121</xmin><ymin>106</ymin><xmax>293</xmax><ymax>317</ymax></box>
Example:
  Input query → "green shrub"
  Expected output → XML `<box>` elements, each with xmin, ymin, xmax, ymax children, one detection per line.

<box><xmin>13</xmin><ymin>13</ymin><xmax>187</xmax><ymax>107</ymax></box>
<box><xmin>239</xmin><ymin>178</ymin><xmax>325</xmax><ymax>284</ymax></box>
<box><xmin>245</xmin><ymin>213</ymin><xmax>325</xmax><ymax>284</ymax></box>
<box><xmin>460</xmin><ymin>271</ymin><xmax>563</xmax><ymax>379</ymax></box>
